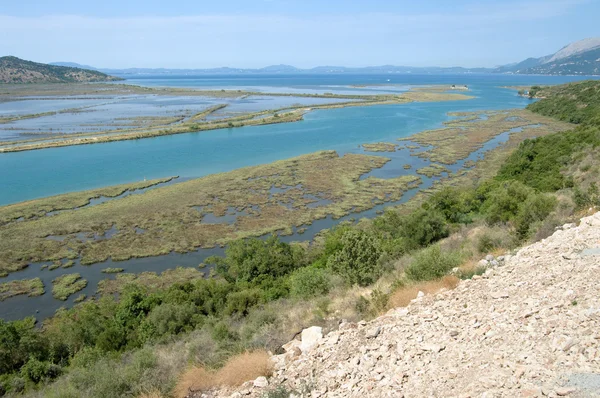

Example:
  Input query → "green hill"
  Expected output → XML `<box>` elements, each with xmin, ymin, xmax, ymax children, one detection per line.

<box><xmin>521</xmin><ymin>47</ymin><xmax>600</xmax><ymax>76</ymax></box>
<box><xmin>0</xmin><ymin>56</ymin><xmax>123</xmax><ymax>83</ymax></box>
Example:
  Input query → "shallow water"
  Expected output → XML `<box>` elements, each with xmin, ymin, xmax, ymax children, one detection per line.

<box><xmin>0</xmin><ymin>73</ymin><xmax>596</xmax><ymax>320</ymax></box>
<box><xmin>0</xmin><ymin>74</ymin><xmax>556</xmax><ymax>206</ymax></box>
<box><xmin>0</xmin><ymin>121</ymin><xmax>548</xmax><ymax>321</ymax></box>
<box><xmin>0</xmin><ymin>94</ymin><xmax>361</xmax><ymax>140</ymax></box>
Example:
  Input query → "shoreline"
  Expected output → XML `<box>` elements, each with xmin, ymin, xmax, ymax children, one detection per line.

<box><xmin>0</xmin><ymin>84</ymin><xmax>473</xmax><ymax>153</ymax></box>
<box><xmin>0</xmin><ymin>109</ymin><xmax>571</xmax><ymax>272</ymax></box>
<box><xmin>0</xmin><ymin>106</ymin><xmax>574</xmax><ymax>320</ymax></box>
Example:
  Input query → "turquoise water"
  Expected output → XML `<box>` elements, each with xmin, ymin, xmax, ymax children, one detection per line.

<box><xmin>0</xmin><ymin>73</ymin><xmax>596</xmax><ymax>320</ymax></box>
<box><xmin>0</xmin><ymin>74</ymin><xmax>593</xmax><ymax>206</ymax></box>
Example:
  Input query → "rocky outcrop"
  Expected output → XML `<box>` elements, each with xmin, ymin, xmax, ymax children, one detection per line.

<box><xmin>216</xmin><ymin>213</ymin><xmax>600</xmax><ymax>397</ymax></box>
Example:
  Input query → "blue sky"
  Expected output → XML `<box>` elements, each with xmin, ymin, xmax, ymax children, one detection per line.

<box><xmin>1</xmin><ymin>0</ymin><xmax>598</xmax><ymax>68</ymax></box>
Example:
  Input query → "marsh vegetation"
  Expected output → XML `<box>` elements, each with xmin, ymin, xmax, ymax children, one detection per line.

<box><xmin>1</xmin><ymin>80</ymin><xmax>600</xmax><ymax>397</ymax></box>
<box><xmin>0</xmin><ymin>83</ymin><xmax>473</xmax><ymax>152</ymax></box>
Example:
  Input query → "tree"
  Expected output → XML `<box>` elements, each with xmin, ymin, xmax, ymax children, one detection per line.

<box><xmin>327</xmin><ymin>230</ymin><xmax>383</xmax><ymax>286</ymax></box>
<box><xmin>208</xmin><ymin>235</ymin><xmax>297</xmax><ymax>284</ymax></box>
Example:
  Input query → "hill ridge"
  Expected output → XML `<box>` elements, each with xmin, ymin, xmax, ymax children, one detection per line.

<box><xmin>0</xmin><ymin>56</ymin><xmax>123</xmax><ymax>83</ymax></box>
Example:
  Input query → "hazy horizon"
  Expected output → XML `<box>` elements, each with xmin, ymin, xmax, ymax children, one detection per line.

<box><xmin>1</xmin><ymin>0</ymin><xmax>599</xmax><ymax>69</ymax></box>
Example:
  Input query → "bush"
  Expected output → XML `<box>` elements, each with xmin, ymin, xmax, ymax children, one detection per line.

<box><xmin>496</xmin><ymin>124</ymin><xmax>600</xmax><ymax>193</ymax></box>
<box><xmin>40</xmin><ymin>349</ymin><xmax>161</xmax><ymax>398</ymax></box>
<box><xmin>0</xmin><ymin>317</ymin><xmax>47</xmax><ymax>376</ymax></box>
<box><xmin>427</xmin><ymin>187</ymin><xmax>477</xmax><ymax>223</ymax></box>
<box><xmin>370</xmin><ymin>289</ymin><xmax>390</xmax><ymax>315</ymax></box>
<box><xmin>265</xmin><ymin>386</ymin><xmax>297</xmax><ymax>398</ymax></box>
<box><xmin>401</xmin><ymin>208</ymin><xmax>450</xmax><ymax>249</ymax></box>
<box><xmin>289</xmin><ymin>266</ymin><xmax>331</xmax><ymax>298</ymax></box>
<box><xmin>224</xmin><ymin>289</ymin><xmax>262</xmax><ymax>316</ymax></box>
<box><xmin>354</xmin><ymin>296</ymin><xmax>371</xmax><ymax>316</ymax></box>
<box><xmin>20</xmin><ymin>358</ymin><xmax>61</xmax><ymax>383</ymax></box>
<box><xmin>327</xmin><ymin>229</ymin><xmax>383</xmax><ymax>286</ymax></box>
<box><xmin>10</xmin><ymin>377</ymin><xmax>25</xmax><ymax>394</ymax></box>
<box><xmin>208</xmin><ymin>235</ymin><xmax>298</xmax><ymax>284</ymax></box>
<box><xmin>514</xmin><ymin>193</ymin><xmax>557</xmax><ymax>239</ymax></box>
<box><xmin>405</xmin><ymin>245</ymin><xmax>462</xmax><ymax>281</ymax></box>
<box><xmin>311</xmin><ymin>224</ymin><xmax>354</xmax><ymax>268</ymax></box>
<box><xmin>574</xmin><ymin>182</ymin><xmax>600</xmax><ymax>209</ymax></box>
<box><xmin>477</xmin><ymin>233</ymin><xmax>501</xmax><ymax>254</ymax></box>
<box><xmin>139</xmin><ymin>302</ymin><xmax>198</xmax><ymax>341</ymax></box>
<box><xmin>481</xmin><ymin>180</ymin><xmax>533</xmax><ymax>224</ymax></box>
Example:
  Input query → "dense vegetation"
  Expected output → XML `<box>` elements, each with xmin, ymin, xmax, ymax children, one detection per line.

<box><xmin>0</xmin><ymin>56</ymin><xmax>122</xmax><ymax>84</ymax></box>
<box><xmin>498</xmin><ymin>81</ymin><xmax>600</xmax><ymax>200</ymax></box>
<box><xmin>528</xmin><ymin>80</ymin><xmax>600</xmax><ymax>124</ymax></box>
<box><xmin>1</xmin><ymin>80</ymin><xmax>599</xmax><ymax>397</ymax></box>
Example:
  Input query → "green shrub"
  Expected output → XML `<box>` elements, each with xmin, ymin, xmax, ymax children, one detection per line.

<box><xmin>208</xmin><ymin>235</ymin><xmax>298</xmax><ymax>283</ymax></box>
<box><xmin>405</xmin><ymin>245</ymin><xmax>462</xmax><ymax>281</ymax></box>
<box><xmin>10</xmin><ymin>377</ymin><xmax>25</xmax><ymax>394</ymax></box>
<box><xmin>481</xmin><ymin>180</ymin><xmax>533</xmax><ymax>224</ymax></box>
<box><xmin>401</xmin><ymin>208</ymin><xmax>450</xmax><ymax>249</ymax></box>
<box><xmin>527</xmin><ymin>81</ymin><xmax>600</xmax><ymax>125</ymax></box>
<box><xmin>139</xmin><ymin>302</ymin><xmax>197</xmax><ymax>340</ymax></box>
<box><xmin>311</xmin><ymin>224</ymin><xmax>354</xmax><ymax>268</ymax></box>
<box><xmin>0</xmin><ymin>317</ymin><xmax>47</xmax><ymax>375</ymax></box>
<box><xmin>211</xmin><ymin>322</ymin><xmax>235</xmax><ymax>342</ymax></box>
<box><xmin>574</xmin><ymin>182</ymin><xmax>600</xmax><ymax>209</ymax></box>
<box><xmin>477</xmin><ymin>233</ymin><xmax>500</xmax><ymax>254</ymax></box>
<box><xmin>327</xmin><ymin>229</ymin><xmax>383</xmax><ymax>286</ymax></box>
<box><xmin>370</xmin><ymin>289</ymin><xmax>389</xmax><ymax>315</ymax></box>
<box><xmin>41</xmin><ymin>349</ymin><xmax>162</xmax><ymax>398</ymax></box>
<box><xmin>514</xmin><ymin>193</ymin><xmax>557</xmax><ymax>239</ymax></box>
<box><xmin>289</xmin><ymin>266</ymin><xmax>331</xmax><ymax>298</ymax></box>
<box><xmin>20</xmin><ymin>358</ymin><xmax>61</xmax><ymax>383</ymax></box>
<box><xmin>496</xmin><ymin>124</ymin><xmax>600</xmax><ymax>192</ymax></box>
<box><xmin>457</xmin><ymin>266</ymin><xmax>486</xmax><ymax>280</ymax></box>
<box><xmin>265</xmin><ymin>385</ymin><xmax>297</xmax><ymax>398</ymax></box>
<box><xmin>224</xmin><ymin>289</ymin><xmax>263</xmax><ymax>316</ymax></box>
<box><xmin>427</xmin><ymin>186</ymin><xmax>477</xmax><ymax>223</ymax></box>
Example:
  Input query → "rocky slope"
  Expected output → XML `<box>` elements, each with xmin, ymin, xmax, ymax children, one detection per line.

<box><xmin>0</xmin><ymin>56</ymin><xmax>123</xmax><ymax>83</ymax></box>
<box><xmin>497</xmin><ymin>38</ymin><xmax>600</xmax><ymax>75</ymax></box>
<box><xmin>213</xmin><ymin>212</ymin><xmax>600</xmax><ymax>397</ymax></box>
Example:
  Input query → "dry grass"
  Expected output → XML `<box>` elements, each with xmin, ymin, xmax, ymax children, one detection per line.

<box><xmin>388</xmin><ymin>276</ymin><xmax>459</xmax><ymax>308</ymax></box>
<box><xmin>174</xmin><ymin>351</ymin><xmax>273</xmax><ymax>397</ymax></box>
<box><xmin>137</xmin><ymin>390</ymin><xmax>164</xmax><ymax>398</ymax></box>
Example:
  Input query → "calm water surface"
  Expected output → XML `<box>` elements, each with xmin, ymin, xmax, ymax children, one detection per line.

<box><xmin>1</xmin><ymin>74</ymin><xmax>592</xmax><ymax>206</ymax></box>
<box><xmin>0</xmin><ymin>73</ymin><xmax>596</xmax><ymax>320</ymax></box>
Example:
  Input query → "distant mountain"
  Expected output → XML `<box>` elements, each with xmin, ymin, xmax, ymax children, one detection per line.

<box><xmin>49</xmin><ymin>61</ymin><xmax>99</xmax><ymax>70</ymax></box>
<box><xmin>43</xmin><ymin>38</ymin><xmax>600</xmax><ymax>78</ymax></box>
<box><xmin>496</xmin><ymin>38</ymin><xmax>600</xmax><ymax>75</ymax></box>
<box><xmin>0</xmin><ymin>56</ymin><xmax>123</xmax><ymax>83</ymax></box>
<box><xmin>258</xmin><ymin>64</ymin><xmax>301</xmax><ymax>73</ymax></box>
<box><xmin>93</xmin><ymin>64</ymin><xmax>493</xmax><ymax>76</ymax></box>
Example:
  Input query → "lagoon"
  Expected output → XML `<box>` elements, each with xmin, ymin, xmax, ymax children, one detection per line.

<box><xmin>0</xmin><ymin>73</ymin><xmax>593</xmax><ymax>320</ymax></box>
<box><xmin>1</xmin><ymin>74</ymin><xmax>588</xmax><ymax>206</ymax></box>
